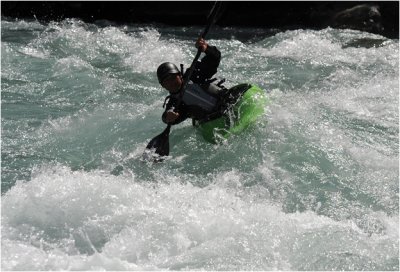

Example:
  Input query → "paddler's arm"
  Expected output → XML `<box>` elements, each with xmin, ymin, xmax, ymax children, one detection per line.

<box><xmin>161</xmin><ymin>99</ymin><xmax>188</xmax><ymax>125</ymax></box>
<box><xmin>188</xmin><ymin>38</ymin><xmax>221</xmax><ymax>83</ymax></box>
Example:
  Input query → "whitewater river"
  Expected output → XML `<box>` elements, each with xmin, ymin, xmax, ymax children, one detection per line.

<box><xmin>1</xmin><ymin>18</ymin><xmax>398</xmax><ymax>270</ymax></box>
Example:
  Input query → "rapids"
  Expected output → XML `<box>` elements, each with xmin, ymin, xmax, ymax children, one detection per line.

<box><xmin>1</xmin><ymin>19</ymin><xmax>398</xmax><ymax>270</ymax></box>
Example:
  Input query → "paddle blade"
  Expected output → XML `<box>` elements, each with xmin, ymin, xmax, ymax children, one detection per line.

<box><xmin>142</xmin><ymin>125</ymin><xmax>171</xmax><ymax>162</ymax></box>
<box><xmin>146</xmin><ymin>132</ymin><xmax>170</xmax><ymax>156</ymax></box>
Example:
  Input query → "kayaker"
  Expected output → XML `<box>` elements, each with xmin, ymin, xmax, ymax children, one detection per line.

<box><xmin>157</xmin><ymin>38</ymin><xmax>249</xmax><ymax>126</ymax></box>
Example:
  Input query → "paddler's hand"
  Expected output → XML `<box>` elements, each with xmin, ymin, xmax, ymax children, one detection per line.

<box><xmin>165</xmin><ymin>111</ymin><xmax>180</xmax><ymax>123</ymax></box>
<box><xmin>195</xmin><ymin>38</ymin><xmax>208</xmax><ymax>52</ymax></box>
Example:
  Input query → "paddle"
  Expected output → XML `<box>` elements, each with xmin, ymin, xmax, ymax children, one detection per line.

<box><xmin>143</xmin><ymin>1</ymin><xmax>222</xmax><ymax>162</ymax></box>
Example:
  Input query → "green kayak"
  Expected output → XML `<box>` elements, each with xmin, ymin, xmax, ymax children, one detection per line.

<box><xmin>197</xmin><ymin>84</ymin><xmax>268</xmax><ymax>143</ymax></box>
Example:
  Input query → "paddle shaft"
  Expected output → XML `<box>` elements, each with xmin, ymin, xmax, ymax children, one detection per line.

<box><xmin>181</xmin><ymin>1</ymin><xmax>221</xmax><ymax>91</ymax></box>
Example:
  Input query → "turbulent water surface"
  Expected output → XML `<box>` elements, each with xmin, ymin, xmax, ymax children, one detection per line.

<box><xmin>1</xmin><ymin>19</ymin><xmax>399</xmax><ymax>270</ymax></box>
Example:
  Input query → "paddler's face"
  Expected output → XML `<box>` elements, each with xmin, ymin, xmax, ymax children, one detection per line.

<box><xmin>162</xmin><ymin>74</ymin><xmax>182</xmax><ymax>94</ymax></box>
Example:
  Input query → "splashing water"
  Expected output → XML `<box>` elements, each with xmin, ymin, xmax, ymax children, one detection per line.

<box><xmin>1</xmin><ymin>18</ymin><xmax>398</xmax><ymax>270</ymax></box>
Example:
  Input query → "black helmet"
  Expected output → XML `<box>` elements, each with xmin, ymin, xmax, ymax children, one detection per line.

<box><xmin>157</xmin><ymin>62</ymin><xmax>180</xmax><ymax>83</ymax></box>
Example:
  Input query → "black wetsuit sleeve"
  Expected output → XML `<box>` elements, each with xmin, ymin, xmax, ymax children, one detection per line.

<box><xmin>187</xmin><ymin>45</ymin><xmax>221</xmax><ymax>84</ymax></box>
<box><xmin>161</xmin><ymin>97</ymin><xmax>189</xmax><ymax>125</ymax></box>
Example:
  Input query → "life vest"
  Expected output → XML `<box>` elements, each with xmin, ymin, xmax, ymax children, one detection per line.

<box><xmin>181</xmin><ymin>81</ymin><xmax>221</xmax><ymax>113</ymax></box>
<box><xmin>164</xmin><ymin>80</ymin><xmax>226</xmax><ymax>120</ymax></box>
<box><xmin>161</xmin><ymin>78</ymin><xmax>229</xmax><ymax>125</ymax></box>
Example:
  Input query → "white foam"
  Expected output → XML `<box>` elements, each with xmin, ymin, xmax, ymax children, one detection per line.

<box><xmin>20</xmin><ymin>46</ymin><xmax>50</xmax><ymax>59</ymax></box>
<box><xmin>255</xmin><ymin>28</ymin><xmax>398</xmax><ymax>69</ymax></box>
<box><xmin>53</xmin><ymin>56</ymin><xmax>94</xmax><ymax>76</ymax></box>
<box><xmin>2</xmin><ymin>21</ymin><xmax>398</xmax><ymax>271</ymax></box>
<box><xmin>2</xmin><ymin>165</ymin><xmax>397</xmax><ymax>270</ymax></box>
